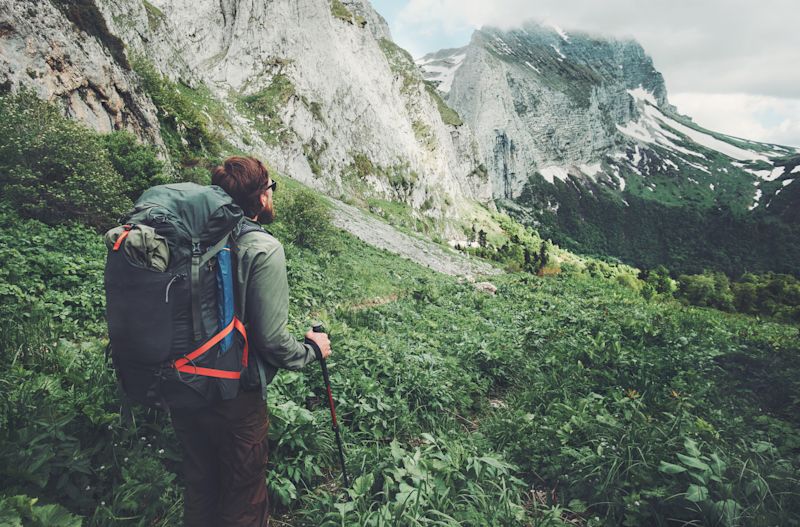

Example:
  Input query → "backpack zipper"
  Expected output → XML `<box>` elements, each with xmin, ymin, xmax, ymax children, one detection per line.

<box><xmin>165</xmin><ymin>274</ymin><xmax>187</xmax><ymax>303</ymax></box>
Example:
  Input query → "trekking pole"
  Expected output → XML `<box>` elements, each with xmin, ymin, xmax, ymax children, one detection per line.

<box><xmin>308</xmin><ymin>323</ymin><xmax>350</xmax><ymax>488</ymax></box>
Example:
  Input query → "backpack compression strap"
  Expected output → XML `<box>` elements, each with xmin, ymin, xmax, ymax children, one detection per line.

<box><xmin>112</xmin><ymin>224</ymin><xmax>133</xmax><ymax>251</ymax></box>
<box><xmin>174</xmin><ymin>317</ymin><xmax>249</xmax><ymax>379</ymax></box>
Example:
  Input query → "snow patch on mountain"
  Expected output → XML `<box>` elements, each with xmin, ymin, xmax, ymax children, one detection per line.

<box><xmin>539</xmin><ymin>165</ymin><xmax>570</xmax><ymax>184</ymax></box>
<box><xmin>627</xmin><ymin>87</ymin><xmax>658</xmax><ymax>106</ymax></box>
<box><xmin>524</xmin><ymin>61</ymin><xmax>541</xmax><ymax>73</ymax></box>
<box><xmin>765</xmin><ymin>167</ymin><xmax>785</xmax><ymax>181</ymax></box>
<box><xmin>791</xmin><ymin>165</ymin><xmax>800</xmax><ymax>174</ymax></box>
<box><xmin>620</xmin><ymin>88</ymin><xmax>769</xmax><ymax>164</ymax></box>
<box><xmin>747</xmin><ymin>169</ymin><xmax>773</xmax><ymax>179</ymax></box>
<box><xmin>547</xmin><ymin>23</ymin><xmax>571</xmax><ymax>42</ymax></box>
<box><xmin>783</xmin><ymin>179</ymin><xmax>794</xmax><ymax>187</ymax></box>
<box><xmin>493</xmin><ymin>36</ymin><xmax>514</xmax><ymax>55</ymax></box>
<box><xmin>749</xmin><ymin>188</ymin><xmax>763</xmax><ymax>210</ymax></box>
<box><xmin>416</xmin><ymin>51</ymin><xmax>467</xmax><ymax>94</ymax></box>
<box><xmin>550</xmin><ymin>44</ymin><xmax>566</xmax><ymax>60</ymax></box>
<box><xmin>653</xmin><ymin>112</ymin><xmax>768</xmax><ymax>162</ymax></box>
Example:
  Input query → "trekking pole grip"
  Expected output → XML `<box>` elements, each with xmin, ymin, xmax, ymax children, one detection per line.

<box><xmin>310</xmin><ymin>323</ymin><xmax>325</xmax><ymax>361</ymax></box>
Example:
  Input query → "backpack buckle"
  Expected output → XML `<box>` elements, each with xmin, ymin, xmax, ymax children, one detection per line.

<box><xmin>192</xmin><ymin>242</ymin><xmax>202</xmax><ymax>256</ymax></box>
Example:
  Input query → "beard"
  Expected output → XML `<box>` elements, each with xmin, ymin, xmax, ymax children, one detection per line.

<box><xmin>257</xmin><ymin>203</ymin><xmax>275</xmax><ymax>224</ymax></box>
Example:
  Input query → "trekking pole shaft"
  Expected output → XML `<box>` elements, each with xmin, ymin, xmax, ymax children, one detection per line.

<box><xmin>312</xmin><ymin>324</ymin><xmax>350</xmax><ymax>488</ymax></box>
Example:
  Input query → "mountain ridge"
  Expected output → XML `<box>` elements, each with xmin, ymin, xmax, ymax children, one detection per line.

<box><xmin>418</xmin><ymin>21</ymin><xmax>800</xmax><ymax>274</ymax></box>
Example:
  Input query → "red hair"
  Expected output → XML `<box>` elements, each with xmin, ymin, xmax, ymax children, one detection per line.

<box><xmin>211</xmin><ymin>157</ymin><xmax>270</xmax><ymax>217</ymax></box>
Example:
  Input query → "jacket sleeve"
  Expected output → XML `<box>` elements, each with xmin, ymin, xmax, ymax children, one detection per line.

<box><xmin>245</xmin><ymin>243</ymin><xmax>316</xmax><ymax>370</ymax></box>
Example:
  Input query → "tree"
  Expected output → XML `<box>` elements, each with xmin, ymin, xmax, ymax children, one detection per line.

<box><xmin>478</xmin><ymin>229</ymin><xmax>487</xmax><ymax>248</ymax></box>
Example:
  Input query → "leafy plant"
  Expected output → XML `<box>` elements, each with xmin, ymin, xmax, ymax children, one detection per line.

<box><xmin>0</xmin><ymin>91</ymin><xmax>131</xmax><ymax>229</ymax></box>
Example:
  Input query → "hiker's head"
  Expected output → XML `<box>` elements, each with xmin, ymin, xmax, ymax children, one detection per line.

<box><xmin>212</xmin><ymin>156</ymin><xmax>275</xmax><ymax>223</ymax></box>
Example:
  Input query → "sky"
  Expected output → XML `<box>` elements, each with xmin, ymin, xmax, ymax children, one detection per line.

<box><xmin>371</xmin><ymin>0</ymin><xmax>800</xmax><ymax>147</ymax></box>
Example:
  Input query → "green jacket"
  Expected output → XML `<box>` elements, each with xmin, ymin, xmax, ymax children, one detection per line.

<box><xmin>235</xmin><ymin>219</ymin><xmax>316</xmax><ymax>390</ymax></box>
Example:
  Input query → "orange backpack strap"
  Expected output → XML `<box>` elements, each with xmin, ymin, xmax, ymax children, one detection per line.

<box><xmin>174</xmin><ymin>317</ymin><xmax>248</xmax><ymax>379</ymax></box>
<box><xmin>112</xmin><ymin>225</ymin><xmax>133</xmax><ymax>251</ymax></box>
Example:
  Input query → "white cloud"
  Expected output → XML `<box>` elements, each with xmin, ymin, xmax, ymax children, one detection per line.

<box><xmin>393</xmin><ymin>0</ymin><xmax>800</xmax><ymax>98</ymax></box>
<box><xmin>671</xmin><ymin>93</ymin><xmax>800</xmax><ymax>148</ymax></box>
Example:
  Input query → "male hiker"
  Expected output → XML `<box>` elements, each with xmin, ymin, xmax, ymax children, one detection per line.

<box><xmin>170</xmin><ymin>156</ymin><xmax>331</xmax><ymax>526</ymax></box>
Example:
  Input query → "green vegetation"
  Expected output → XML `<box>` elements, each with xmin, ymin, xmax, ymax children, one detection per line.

<box><xmin>303</xmin><ymin>139</ymin><xmax>327</xmax><ymax>177</ymax></box>
<box><xmin>0</xmin><ymin>495</ymin><xmax>82</xmax><ymax>527</ymax></box>
<box><xmin>514</xmin><ymin>174</ymin><xmax>800</xmax><ymax>276</ymax></box>
<box><xmin>330</xmin><ymin>0</ymin><xmax>367</xmax><ymax>27</ymax></box>
<box><xmin>2</xmin><ymin>200</ymin><xmax>798</xmax><ymax>524</ymax></box>
<box><xmin>142</xmin><ymin>0</ymin><xmax>165</xmax><ymax>30</ymax></box>
<box><xmin>365</xmin><ymin>198</ymin><xmax>439</xmax><ymax>235</ymax></box>
<box><xmin>131</xmin><ymin>56</ymin><xmax>225</xmax><ymax>179</ymax></box>
<box><xmin>342</xmin><ymin>154</ymin><xmax>421</xmax><ymax>207</ymax></box>
<box><xmin>351</xmin><ymin>152</ymin><xmax>375</xmax><ymax>180</ymax></box>
<box><xmin>271</xmin><ymin>183</ymin><xmax>339</xmax><ymax>251</ymax></box>
<box><xmin>379</xmin><ymin>38</ymin><xmax>419</xmax><ymax>94</ymax></box>
<box><xmin>237</xmin><ymin>75</ymin><xmax>296</xmax><ymax>146</ymax></box>
<box><xmin>101</xmin><ymin>131</ymin><xmax>168</xmax><ymax>201</ymax></box>
<box><xmin>0</xmin><ymin>91</ymin><xmax>158</xmax><ymax>229</ymax></box>
<box><xmin>412</xmin><ymin>119</ymin><xmax>437</xmax><ymax>151</ymax></box>
<box><xmin>2</xmin><ymin>90</ymin><xmax>798</xmax><ymax>526</ymax></box>
<box><xmin>424</xmin><ymin>81</ymin><xmax>464</xmax><ymax>126</ymax></box>
<box><xmin>668</xmin><ymin>271</ymin><xmax>800</xmax><ymax>323</ymax></box>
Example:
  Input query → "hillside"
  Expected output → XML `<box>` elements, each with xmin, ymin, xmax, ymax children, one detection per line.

<box><xmin>1</xmin><ymin>196</ymin><xmax>799</xmax><ymax>526</ymax></box>
<box><xmin>1</xmin><ymin>3</ymin><xmax>799</xmax><ymax>526</ymax></box>
<box><xmin>419</xmin><ymin>22</ymin><xmax>800</xmax><ymax>275</ymax></box>
<box><xmin>0</xmin><ymin>87</ymin><xmax>799</xmax><ymax>525</ymax></box>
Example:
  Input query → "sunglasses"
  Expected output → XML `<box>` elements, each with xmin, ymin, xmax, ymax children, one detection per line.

<box><xmin>265</xmin><ymin>179</ymin><xmax>277</xmax><ymax>192</ymax></box>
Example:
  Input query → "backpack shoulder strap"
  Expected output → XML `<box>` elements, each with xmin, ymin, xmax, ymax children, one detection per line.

<box><xmin>236</xmin><ymin>222</ymin><xmax>270</xmax><ymax>239</ymax></box>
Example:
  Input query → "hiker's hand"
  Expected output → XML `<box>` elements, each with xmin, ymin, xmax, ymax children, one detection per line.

<box><xmin>306</xmin><ymin>330</ymin><xmax>331</xmax><ymax>359</ymax></box>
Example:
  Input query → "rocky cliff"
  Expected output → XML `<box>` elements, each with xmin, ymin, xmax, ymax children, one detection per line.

<box><xmin>0</xmin><ymin>0</ymin><xmax>491</xmax><ymax>231</ymax></box>
<box><xmin>419</xmin><ymin>22</ymin><xmax>798</xmax><ymax>209</ymax></box>
<box><xmin>420</xmin><ymin>21</ymin><xmax>800</xmax><ymax>273</ymax></box>
<box><xmin>0</xmin><ymin>0</ymin><xmax>164</xmax><ymax>148</ymax></box>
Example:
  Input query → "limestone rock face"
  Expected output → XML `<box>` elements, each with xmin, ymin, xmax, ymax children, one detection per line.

<box><xmin>425</xmin><ymin>22</ymin><xmax>670</xmax><ymax>199</ymax></box>
<box><xmin>0</xmin><ymin>0</ymin><xmax>163</xmax><ymax>148</ymax></box>
<box><xmin>137</xmin><ymin>0</ymin><xmax>489</xmax><ymax>211</ymax></box>
<box><xmin>0</xmin><ymin>0</ymin><xmax>491</xmax><ymax>227</ymax></box>
<box><xmin>419</xmin><ymin>21</ymin><xmax>795</xmax><ymax>215</ymax></box>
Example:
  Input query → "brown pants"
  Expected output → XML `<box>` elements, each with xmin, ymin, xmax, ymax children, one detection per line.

<box><xmin>171</xmin><ymin>390</ymin><xmax>269</xmax><ymax>527</ymax></box>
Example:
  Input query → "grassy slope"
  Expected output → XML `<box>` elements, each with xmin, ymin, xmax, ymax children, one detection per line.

<box><xmin>1</xmin><ymin>202</ymin><xmax>798</xmax><ymax>526</ymax></box>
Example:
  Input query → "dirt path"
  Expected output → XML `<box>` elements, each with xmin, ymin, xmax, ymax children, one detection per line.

<box><xmin>328</xmin><ymin>199</ymin><xmax>502</xmax><ymax>278</ymax></box>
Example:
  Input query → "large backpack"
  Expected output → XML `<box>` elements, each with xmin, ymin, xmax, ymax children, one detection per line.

<box><xmin>104</xmin><ymin>183</ymin><xmax>254</xmax><ymax>409</ymax></box>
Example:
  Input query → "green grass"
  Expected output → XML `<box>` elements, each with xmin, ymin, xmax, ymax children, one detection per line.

<box><xmin>379</xmin><ymin>38</ymin><xmax>419</xmax><ymax>94</ymax></box>
<box><xmin>2</xmin><ymin>86</ymin><xmax>799</xmax><ymax>526</ymax></box>
<box><xmin>2</xmin><ymin>192</ymin><xmax>798</xmax><ymax>525</ymax></box>
<box><xmin>424</xmin><ymin>81</ymin><xmax>464</xmax><ymax>126</ymax></box>
<box><xmin>237</xmin><ymin>75</ymin><xmax>296</xmax><ymax>146</ymax></box>
<box><xmin>131</xmin><ymin>55</ymin><xmax>227</xmax><ymax>177</ymax></box>
<box><xmin>330</xmin><ymin>0</ymin><xmax>366</xmax><ymax>27</ymax></box>
<box><xmin>142</xmin><ymin>0</ymin><xmax>165</xmax><ymax>30</ymax></box>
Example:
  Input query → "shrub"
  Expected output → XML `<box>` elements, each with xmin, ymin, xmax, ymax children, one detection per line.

<box><xmin>101</xmin><ymin>130</ymin><xmax>169</xmax><ymax>201</ymax></box>
<box><xmin>677</xmin><ymin>272</ymin><xmax>735</xmax><ymax>311</ymax></box>
<box><xmin>0</xmin><ymin>91</ymin><xmax>131</xmax><ymax>229</ymax></box>
<box><xmin>0</xmin><ymin>494</ymin><xmax>82</xmax><ymax>527</ymax></box>
<box><xmin>273</xmin><ymin>185</ymin><xmax>338</xmax><ymax>250</ymax></box>
<box><xmin>616</xmin><ymin>272</ymin><xmax>643</xmax><ymax>292</ymax></box>
<box><xmin>238</xmin><ymin>75</ymin><xmax>296</xmax><ymax>146</ymax></box>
